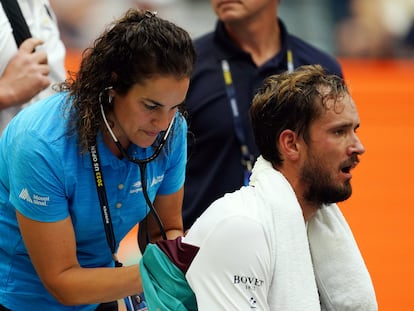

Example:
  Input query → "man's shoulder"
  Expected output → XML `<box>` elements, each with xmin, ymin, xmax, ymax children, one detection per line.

<box><xmin>288</xmin><ymin>34</ymin><xmax>343</xmax><ymax>77</ymax></box>
<box><xmin>193</xmin><ymin>31</ymin><xmax>216</xmax><ymax>55</ymax></box>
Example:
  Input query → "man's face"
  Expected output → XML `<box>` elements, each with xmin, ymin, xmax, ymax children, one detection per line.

<box><xmin>300</xmin><ymin>92</ymin><xmax>365</xmax><ymax>206</ymax></box>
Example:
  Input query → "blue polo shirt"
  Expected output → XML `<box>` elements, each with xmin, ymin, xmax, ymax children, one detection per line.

<box><xmin>183</xmin><ymin>19</ymin><xmax>343</xmax><ymax>230</ymax></box>
<box><xmin>0</xmin><ymin>92</ymin><xmax>187</xmax><ymax>310</ymax></box>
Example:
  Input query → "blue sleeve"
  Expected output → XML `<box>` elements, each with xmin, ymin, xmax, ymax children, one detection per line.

<box><xmin>8</xmin><ymin>131</ymin><xmax>69</xmax><ymax>222</ymax></box>
<box><xmin>157</xmin><ymin>112</ymin><xmax>187</xmax><ymax>195</ymax></box>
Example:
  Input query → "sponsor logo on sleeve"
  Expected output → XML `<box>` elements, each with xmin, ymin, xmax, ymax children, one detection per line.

<box><xmin>233</xmin><ymin>275</ymin><xmax>264</xmax><ymax>290</ymax></box>
<box><xmin>233</xmin><ymin>275</ymin><xmax>263</xmax><ymax>309</ymax></box>
<box><xmin>19</xmin><ymin>188</ymin><xmax>50</xmax><ymax>206</ymax></box>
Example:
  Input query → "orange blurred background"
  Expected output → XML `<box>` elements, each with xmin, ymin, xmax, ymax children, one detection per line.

<box><xmin>65</xmin><ymin>51</ymin><xmax>414</xmax><ymax>310</ymax></box>
<box><xmin>338</xmin><ymin>58</ymin><xmax>414</xmax><ymax>310</ymax></box>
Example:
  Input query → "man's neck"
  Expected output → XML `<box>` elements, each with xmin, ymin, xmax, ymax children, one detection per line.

<box><xmin>299</xmin><ymin>200</ymin><xmax>320</xmax><ymax>222</ymax></box>
<box><xmin>224</xmin><ymin>16</ymin><xmax>281</xmax><ymax>66</ymax></box>
<box><xmin>277</xmin><ymin>166</ymin><xmax>320</xmax><ymax>222</ymax></box>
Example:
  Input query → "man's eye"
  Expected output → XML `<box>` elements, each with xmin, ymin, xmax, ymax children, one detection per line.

<box><xmin>334</xmin><ymin>129</ymin><xmax>345</xmax><ymax>136</ymax></box>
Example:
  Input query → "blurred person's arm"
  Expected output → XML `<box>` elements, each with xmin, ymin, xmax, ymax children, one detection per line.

<box><xmin>0</xmin><ymin>38</ymin><xmax>50</xmax><ymax>109</ymax></box>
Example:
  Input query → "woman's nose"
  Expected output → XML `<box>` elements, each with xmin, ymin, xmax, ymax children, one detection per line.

<box><xmin>153</xmin><ymin>110</ymin><xmax>175</xmax><ymax>130</ymax></box>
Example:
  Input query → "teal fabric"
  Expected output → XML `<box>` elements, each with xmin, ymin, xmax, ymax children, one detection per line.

<box><xmin>140</xmin><ymin>244</ymin><xmax>197</xmax><ymax>311</ymax></box>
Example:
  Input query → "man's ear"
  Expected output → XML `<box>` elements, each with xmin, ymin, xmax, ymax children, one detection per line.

<box><xmin>278</xmin><ymin>129</ymin><xmax>300</xmax><ymax>161</ymax></box>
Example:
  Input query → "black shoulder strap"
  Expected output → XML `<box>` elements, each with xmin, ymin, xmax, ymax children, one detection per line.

<box><xmin>0</xmin><ymin>0</ymin><xmax>32</xmax><ymax>47</ymax></box>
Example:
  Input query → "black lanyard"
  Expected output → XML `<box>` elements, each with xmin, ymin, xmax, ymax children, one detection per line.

<box><xmin>89</xmin><ymin>144</ymin><xmax>122</xmax><ymax>267</ymax></box>
<box><xmin>90</xmin><ymin>143</ymin><xmax>152</xmax><ymax>309</ymax></box>
<box><xmin>221</xmin><ymin>50</ymin><xmax>294</xmax><ymax>186</ymax></box>
<box><xmin>221</xmin><ymin>59</ymin><xmax>253</xmax><ymax>186</ymax></box>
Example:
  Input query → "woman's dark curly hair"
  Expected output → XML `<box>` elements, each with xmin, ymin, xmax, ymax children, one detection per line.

<box><xmin>57</xmin><ymin>9</ymin><xmax>196</xmax><ymax>152</ymax></box>
<box><xmin>250</xmin><ymin>64</ymin><xmax>348</xmax><ymax>166</ymax></box>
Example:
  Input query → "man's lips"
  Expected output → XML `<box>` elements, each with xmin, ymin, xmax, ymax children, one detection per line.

<box><xmin>340</xmin><ymin>157</ymin><xmax>359</xmax><ymax>177</ymax></box>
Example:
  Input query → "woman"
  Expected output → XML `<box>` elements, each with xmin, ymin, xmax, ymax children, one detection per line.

<box><xmin>0</xmin><ymin>9</ymin><xmax>196</xmax><ymax>311</ymax></box>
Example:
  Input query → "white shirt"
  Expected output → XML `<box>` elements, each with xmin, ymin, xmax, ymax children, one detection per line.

<box><xmin>183</xmin><ymin>159</ymin><xmax>321</xmax><ymax>310</ymax></box>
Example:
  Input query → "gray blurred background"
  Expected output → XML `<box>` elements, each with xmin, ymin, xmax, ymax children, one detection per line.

<box><xmin>50</xmin><ymin>0</ymin><xmax>414</xmax><ymax>58</ymax></box>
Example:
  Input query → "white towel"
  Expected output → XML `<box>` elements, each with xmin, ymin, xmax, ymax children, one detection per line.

<box><xmin>307</xmin><ymin>205</ymin><xmax>378</xmax><ymax>310</ymax></box>
<box><xmin>250</xmin><ymin>156</ymin><xmax>321</xmax><ymax>310</ymax></box>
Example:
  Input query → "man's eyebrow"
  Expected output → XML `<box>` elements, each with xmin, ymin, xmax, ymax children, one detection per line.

<box><xmin>331</xmin><ymin>121</ymin><xmax>360</xmax><ymax>130</ymax></box>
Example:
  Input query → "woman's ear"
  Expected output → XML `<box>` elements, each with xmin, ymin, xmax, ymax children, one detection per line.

<box><xmin>278</xmin><ymin>129</ymin><xmax>300</xmax><ymax>161</ymax></box>
<box><xmin>103</xmin><ymin>84</ymin><xmax>114</xmax><ymax>96</ymax></box>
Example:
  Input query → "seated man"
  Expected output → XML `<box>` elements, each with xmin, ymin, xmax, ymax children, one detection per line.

<box><xmin>139</xmin><ymin>65</ymin><xmax>378</xmax><ymax>311</ymax></box>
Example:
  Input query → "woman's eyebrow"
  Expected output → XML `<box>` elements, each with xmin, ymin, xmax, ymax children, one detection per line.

<box><xmin>142</xmin><ymin>98</ymin><xmax>163</xmax><ymax>107</ymax></box>
<box><xmin>143</xmin><ymin>98</ymin><xmax>185</xmax><ymax>108</ymax></box>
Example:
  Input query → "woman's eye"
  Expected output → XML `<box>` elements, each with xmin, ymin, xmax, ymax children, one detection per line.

<box><xmin>144</xmin><ymin>103</ymin><xmax>158</xmax><ymax>111</ymax></box>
